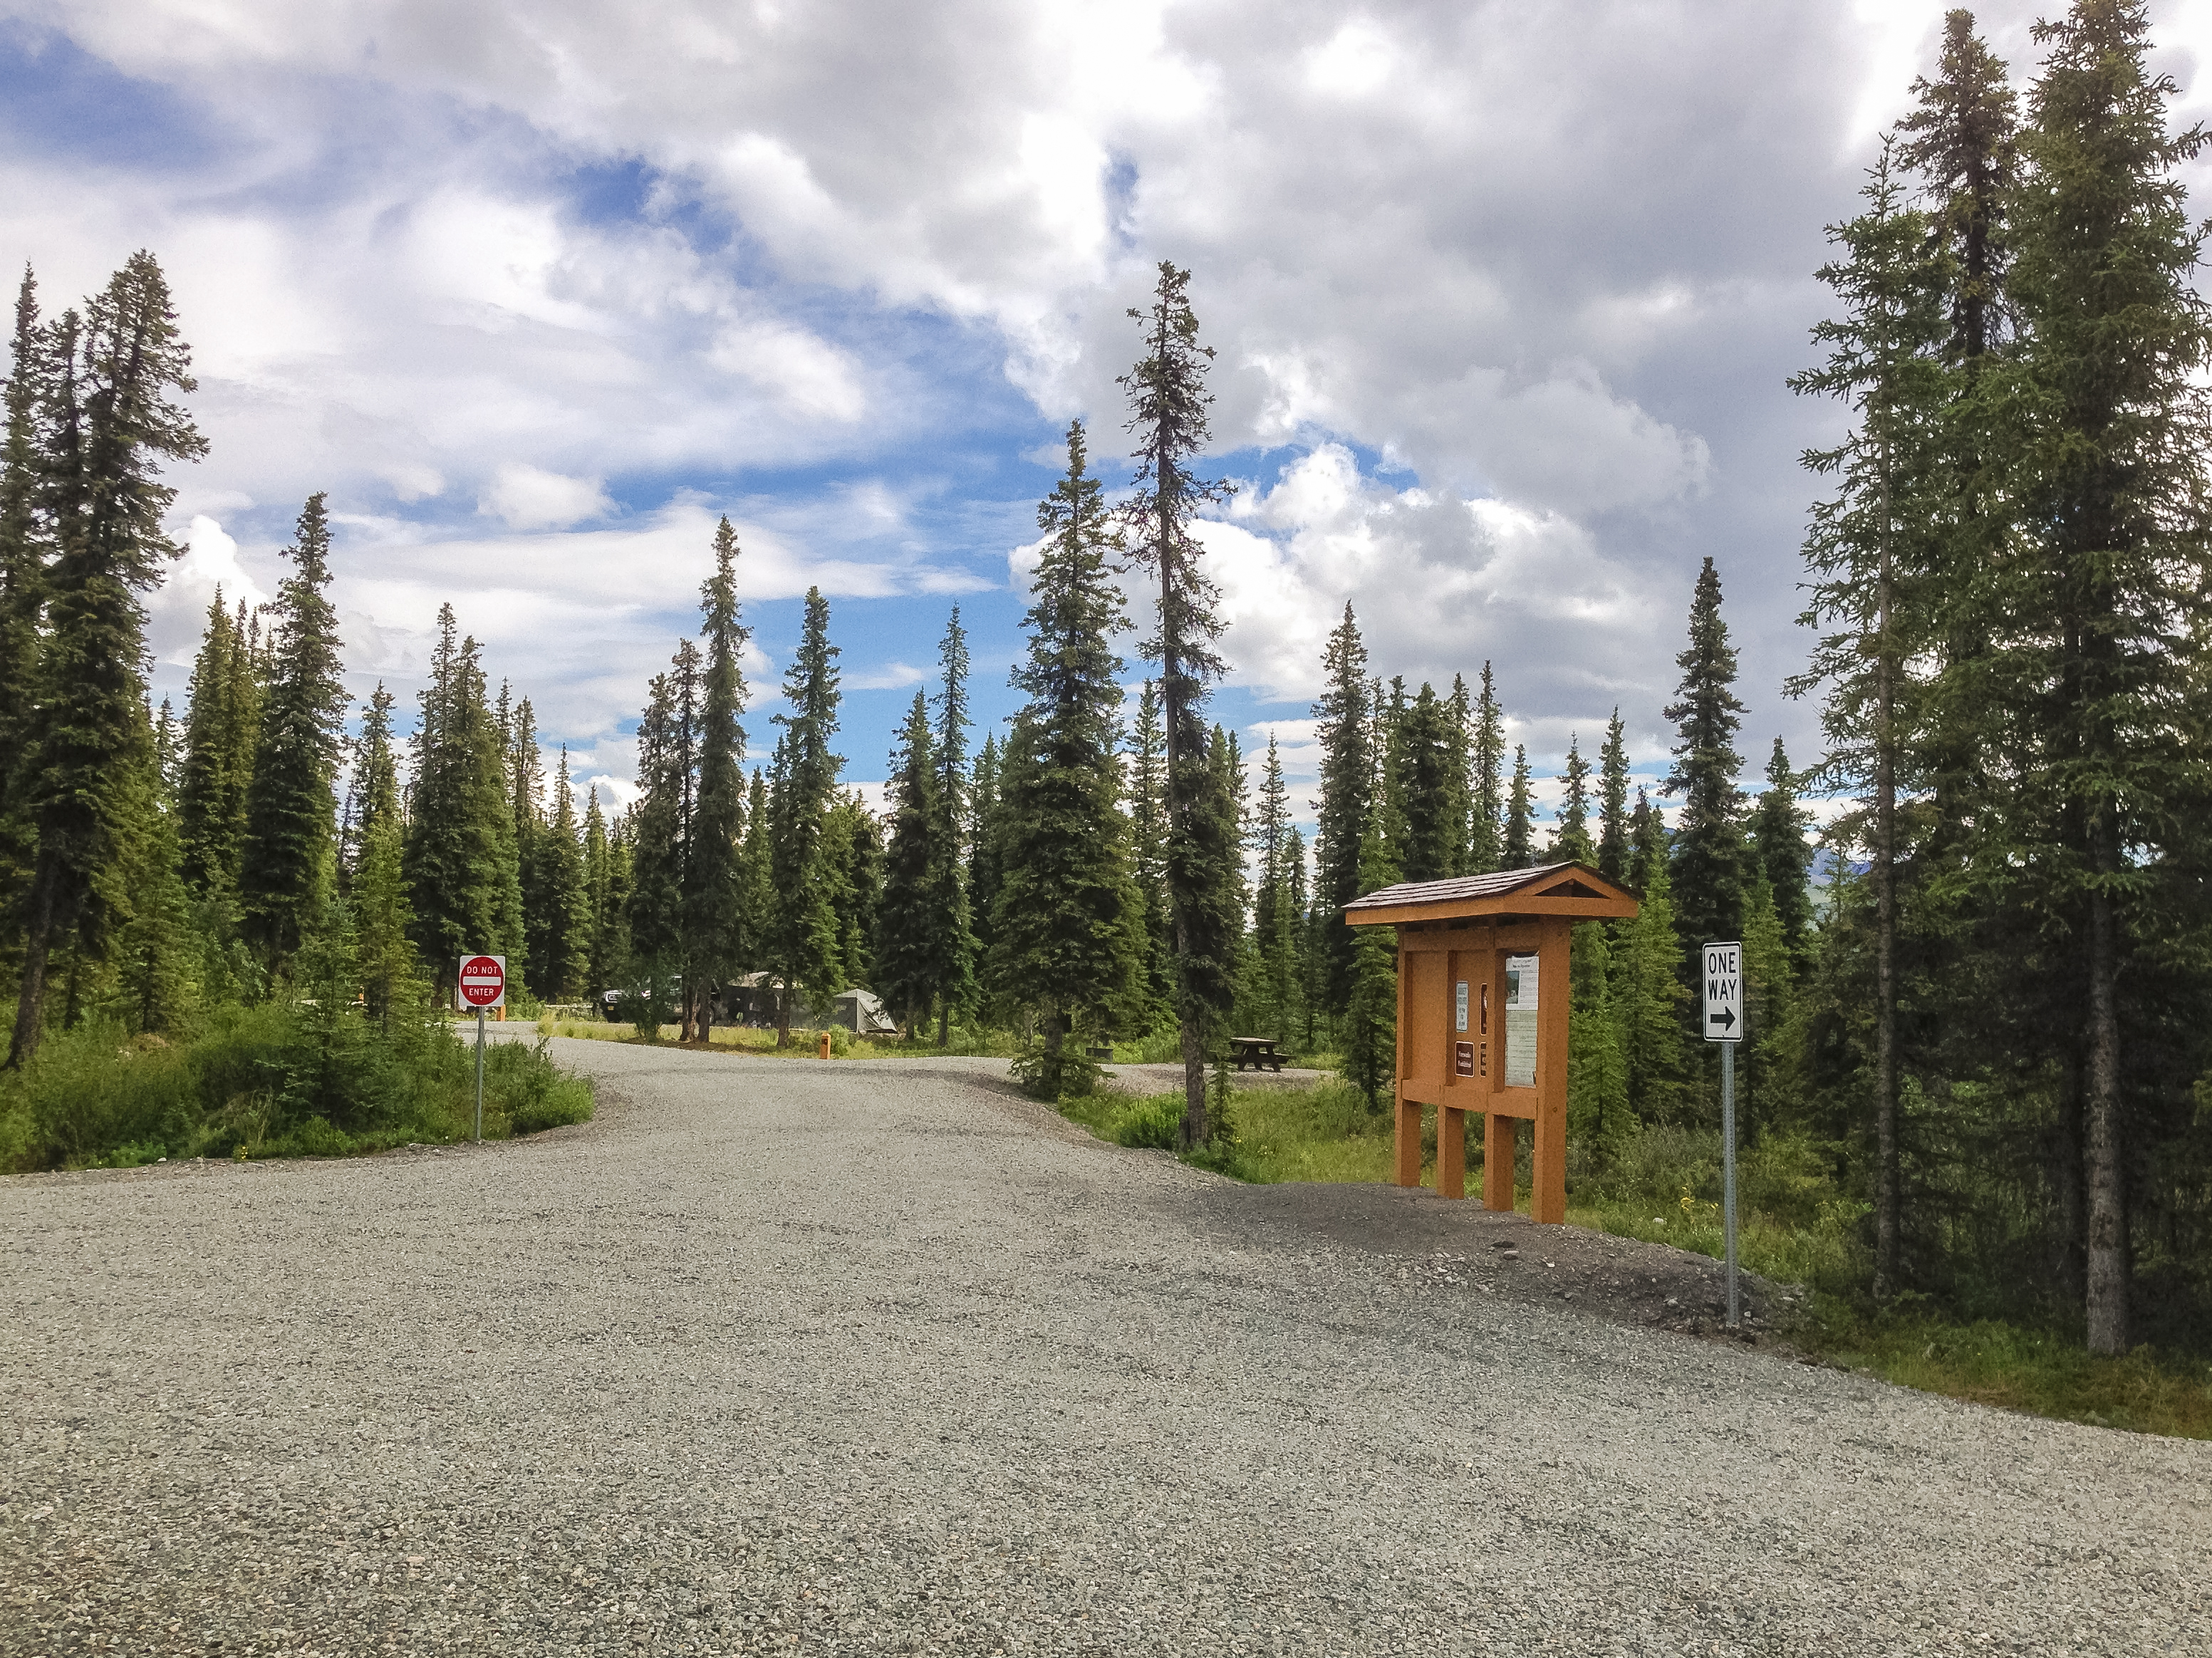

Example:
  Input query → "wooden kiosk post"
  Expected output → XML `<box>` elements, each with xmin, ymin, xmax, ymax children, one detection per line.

<box><xmin>1344</xmin><ymin>862</ymin><xmax>1639</xmax><ymax>1224</ymax></box>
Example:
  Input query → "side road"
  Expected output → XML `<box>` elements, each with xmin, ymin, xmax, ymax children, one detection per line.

<box><xmin>3</xmin><ymin>1038</ymin><xmax>2205</xmax><ymax>1656</ymax></box>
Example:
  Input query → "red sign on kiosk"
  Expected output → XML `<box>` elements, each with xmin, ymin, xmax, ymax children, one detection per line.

<box><xmin>457</xmin><ymin>954</ymin><xmax>506</xmax><ymax>1011</ymax></box>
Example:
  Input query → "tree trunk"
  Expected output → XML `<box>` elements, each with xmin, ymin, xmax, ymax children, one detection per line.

<box><xmin>776</xmin><ymin>980</ymin><xmax>793</xmax><ymax>1048</ymax></box>
<box><xmin>938</xmin><ymin>996</ymin><xmax>950</xmax><ymax>1050</ymax></box>
<box><xmin>6</xmin><ymin>844</ymin><xmax>71</xmax><ymax>1070</ymax></box>
<box><xmin>2051</xmin><ymin>1050</ymin><xmax>2087</xmax><ymax>1313</ymax></box>
<box><xmin>1871</xmin><ymin>461</ymin><xmax>1900</xmax><ymax>1303</ymax></box>
<box><xmin>2083</xmin><ymin>875</ymin><xmax>2129</xmax><ymax>1355</ymax></box>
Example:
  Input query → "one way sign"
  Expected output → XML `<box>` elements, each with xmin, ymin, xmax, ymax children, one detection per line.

<box><xmin>1704</xmin><ymin>941</ymin><xmax>1743</xmax><ymax>1043</ymax></box>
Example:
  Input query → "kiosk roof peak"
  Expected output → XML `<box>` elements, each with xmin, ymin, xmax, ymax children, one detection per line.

<box><xmin>1344</xmin><ymin>860</ymin><xmax>1639</xmax><ymax>925</ymax></box>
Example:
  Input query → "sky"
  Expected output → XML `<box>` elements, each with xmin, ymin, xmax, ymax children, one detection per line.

<box><xmin>6</xmin><ymin>0</ymin><xmax>2212</xmax><ymax>830</ymax></box>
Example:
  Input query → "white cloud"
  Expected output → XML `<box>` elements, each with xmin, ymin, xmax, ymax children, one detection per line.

<box><xmin>480</xmin><ymin>463</ymin><xmax>613</xmax><ymax>531</ymax></box>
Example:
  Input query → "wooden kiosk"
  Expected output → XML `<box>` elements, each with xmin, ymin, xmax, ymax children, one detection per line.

<box><xmin>1344</xmin><ymin>862</ymin><xmax>1639</xmax><ymax>1224</ymax></box>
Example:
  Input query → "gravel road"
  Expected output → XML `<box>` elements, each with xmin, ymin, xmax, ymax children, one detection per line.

<box><xmin>4</xmin><ymin>1039</ymin><xmax>2206</xmax><ymax>1656</ymax></box>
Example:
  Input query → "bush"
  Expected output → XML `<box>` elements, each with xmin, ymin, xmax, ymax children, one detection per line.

<box><xmin>1111</xmin><ymin>1094</ymin><xmax>1183</xmax><ymax>1149</ymax></box>
<box><xmin>0</xmin><ymin>1000</ymin><xmax>594</xmax><ymax>1172</ymax></box>
<box><xmin>1012</xmin><ymin>1041</ymin><xmax>1106</xmax><ymax>1102</ymax></box>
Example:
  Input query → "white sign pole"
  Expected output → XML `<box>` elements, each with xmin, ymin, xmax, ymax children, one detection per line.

<box><xmin>474</xmin><ymin>1006</ymin><xmax>486</xmax><ymax>1143</ymax></box>
<box><xmin>1704</xmin><ymin>941</ymin><xmax>1743</xmax><ymax>1331</ymax></box>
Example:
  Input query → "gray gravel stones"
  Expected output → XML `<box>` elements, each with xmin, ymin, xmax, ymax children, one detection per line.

<box><xmin>3</xmin><ymin>1041</ymin><xmax>2206</xmax><ymax>1655</ymax></box>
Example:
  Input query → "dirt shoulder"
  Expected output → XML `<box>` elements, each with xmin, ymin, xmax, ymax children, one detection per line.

<box><xmin>1189</xmin><ymin>1177</ymin><xmax>1802</xmax><ymax>1346</ymax></box>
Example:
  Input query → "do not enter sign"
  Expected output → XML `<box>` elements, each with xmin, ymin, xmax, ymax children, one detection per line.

<box><xmin>458</xmin><ymin>954</ymin><xmax>507</xmax><ymax>1011</ymax></box>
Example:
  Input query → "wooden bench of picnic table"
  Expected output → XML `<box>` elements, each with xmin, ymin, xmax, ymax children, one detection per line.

<box><xmin>1229</xmin><ymin>1036</ymin><xmax>1283</xmax><ymax>1073</ymax></box>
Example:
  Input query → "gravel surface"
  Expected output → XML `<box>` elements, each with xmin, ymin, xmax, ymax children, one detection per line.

<box><xmin>4</xmin><ymin>1039</ymin><xmax>2206</xmax><ymax>1657</ymax></box>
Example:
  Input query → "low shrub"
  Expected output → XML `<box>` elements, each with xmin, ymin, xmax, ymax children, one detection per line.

<box><xmin>0</xmin><ymin>1005</ymin><xmax>594</xmax><ymax>1172</ymax></box>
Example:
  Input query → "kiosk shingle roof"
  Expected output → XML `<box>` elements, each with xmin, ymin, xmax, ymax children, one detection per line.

<box><xmin>1344</xmin><ymin>861</ymin><xmax>1587</xmax><ymax>913</ymax></box>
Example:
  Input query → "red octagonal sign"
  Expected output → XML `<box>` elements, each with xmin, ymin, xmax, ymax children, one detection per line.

<box><xmin>458</xmin><ymin>954</ymin><xmax>506</xmax><ymax>1010</ymax></box>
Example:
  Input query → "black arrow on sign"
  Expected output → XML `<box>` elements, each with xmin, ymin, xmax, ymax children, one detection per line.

<box><xmin>1708</xmin><ymin>1006</ymin><xmax>1736</xmax><ymax>1031</ymax></box>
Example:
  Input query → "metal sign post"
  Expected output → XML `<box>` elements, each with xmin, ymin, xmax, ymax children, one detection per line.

<box><xmin>1703</xmin><ymin>940</ymin><xmax>1743</xmax><ymax>1330</ymax></box>
<box><xmin>457</xmin><ymin>955</ymin><xmax>507</xmax><ymax>1144</ymax></box>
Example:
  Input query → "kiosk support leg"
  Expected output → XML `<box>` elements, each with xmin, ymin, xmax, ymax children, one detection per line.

<box><xmin>1532</xmin><ymin>1105</ymin><xmax>1567</xmax><ymax>1225</ymax></box>
<box><xmin>1394</xmin><ymin>1088</ymin><xmax>1422</xmax><ymax>1188</ymax></box>
<box><xmin>1483</xmin><ymin>1112</ymin><xmax>1515</xmax><ymax>1212</ymax></box>
<box><xmin>1438</xmin><ymin>1105</ymin><xmax>1465</xmax><ymax>1200</ymax></box>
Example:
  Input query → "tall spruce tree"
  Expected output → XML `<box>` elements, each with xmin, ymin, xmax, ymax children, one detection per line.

<box><xmin>9</xmin><ymin>254</ymin><xmax>206</xmax><ymax>1067</ymax></box>
<box><xmin>1126</xmin><ymin>678</ymin><xmax>1173</xmax><ymax>1021</ymax></box>
<box><xmin>404</xmin><ymin>608</ymin><xmax>521</xmax><ymax>1004</ymax></box>
<box><xmin>626</xmin><ymin>655</ymin><xmax>692</xmax><ymax>1027</ymax></box>
<box><xmin>1750</xmin><ymin>739</ymin><xmax>1814</xmax><ymax>976</ymax></box>
<box><xmin>967</xmin><ymin>732</ymin><xmax>1003</xmax><ymax>977</ymax></box>
<box><xmin>1468</xmin><ymin>661</ymin><xmax>1505</xmax><ymax>875</ymax></box>
<box><xmin>687</xmin><ymin>518</ymin><xmax>750</xmax><ymax>1033</ymax></box>
<box><xmin>0</xmin><ymin>268</ymin><xmax>46</xmax><ymax>902</ymax></box>
<box><xmin>1393</xmin><ymin>682</ymin><xmax>1461</xmax><ymax>882</ymax></box>
<box><xmin>991</xmin><ymin>421</ymin><xmax>1143</xmax><ymax>1088</ymax></box>
<box><xmin>1550</xmin><ymin>736</ymin><xmax>1594</xmax><ymax>865</ymax></box>
<box><xmin>876</xmin><ymin>691</ymin><xmax>940</xmax><ymax>1033</ymax></box>
<box><xmin>925</xmin><ymin>608</ymin><xmax>977</xmax><ymax>1042</ymax></box>
<box><xmin>1250</xmin><ymin>734</ymin><xmax>1299</xmax><ymax>1044</ymax></box>
<box><xmin>241</xmin><ymin>493</ymin><xmax>348</xmax><ymax>974</ymax></box>
<box><xmin>1597</xmin><ymin>709</ymin><xmax>1631</xmax><ymax>883</ymax></box>
<box><xmin>1121</xmin><ymin>262</ymin><xmax>1236</xmax><ymax>1147</ymax></box>
<box><xmin>534</xmin><ymin>749</ymin><xmax>591</xmax><ymax>1002</ymax></box>
<box><xmin>1789</xmin><ymin>147</ymin><xmax>1951</xmax><ymax>1297</ymax></box>
<box><xmin>1503</xmin><ymin>745</ymin><xmax>1535</xmax><ymax>868</ymax></box>
<box><xmin>825</xmin><ymin>790</ymin><xmax>881</xmax><ymax>991</ymax></box>
<box><xmin>1982</xmin><ymin>0</ymin><xmax>2212</xmax><ymax>1352</ymax></box>
<box><xmin>1312</xmin><ymin>605</ymin><xmax>1373</xmax><ymax>1011</ymax></box>
<box><xmin>1341</xmin><ymin>798</ymin><xmax>1401</xmax><ymax>1109</ymax></box>
<box><xmin>767</xmin><ymin>588</ymin><xmax>843</xmax><ymax>1043</ymax></box>
<box><xmin>1663</xmin><ymin>558</ymin><xmax>1750</xmax><ymax>985</ymax></box>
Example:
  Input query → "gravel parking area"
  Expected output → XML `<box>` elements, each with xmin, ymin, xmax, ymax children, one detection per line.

<box><xmin>4</xmin><ymin>1039</ymin><xmax>2206</xmax><ymax>1656</ymax></box>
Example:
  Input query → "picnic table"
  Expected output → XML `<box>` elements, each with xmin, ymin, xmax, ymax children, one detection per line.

<box><xmin>1228</xmin><ymin>1036</ymin><xmax>1284</xmax><ymax>1073</ymax></box>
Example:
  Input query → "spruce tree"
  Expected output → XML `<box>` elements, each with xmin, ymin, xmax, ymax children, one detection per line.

<box><xmin>925</xmin><ymin>608</ymin><xmax>977</xmax><ymax>1041</ymax></box>
<box><xmin>1125</xmin><ymin>679</ymin><xmax>1173</xmax><ymax>1021</ymax></box>
<box><xmin>1788</xmin><ymin>146</ymin><xmax>1951</xmax><ymax>1298</ymax></box>
<box><xmin>1311</xmin><ymin>605</ymin><xmax>1372</xmax><ymax>1011</ymax></box>
<box><xmin>8</xmin><ymin>254</ymin><xmax>206</xmax><ymax>1067</ymax></box>
<box><xmin>403</xmin><ymin>608</ymin><xmax>520</xmax><ymax>1005</ymax></box>
<box><xmin>582</xmin><ymin>786</ymin><xmax>613</xmax><ymax>998</ymax></box>
<box><xmin>104</xmin><ymin>704</ymin><xmax>194</xmax><ymax>1036</ymax></box>
<box><xmin>0</xmin><ymin>268</ymin><xmax>46</xmax><ymax>902</ymax></box>
<box><xmin>241</xmin><ymin>492</ymin><xmax>348</xmax><ymax>974</ymax></box>
<box><xmin>1393</xmin><ymin>682</ymin><xmax>1460</xmax><ymax>882</ymax></box>
<box><xmin>1984</xmin><ymin>0</ymin><xmax>2212</xmax><ymax>1352</ymax></box>
<box><xmin>967</xmin><ymin>732</ymin><xmax>1003</xmax><ymax>975</ymax></box>
<box><xmin>736</xmin><ymin>769</ymin><xmax>770</xmax><ymax>974</ymax></box>
<box><xmin>1750</xmin><ymin>739</ymin><xmax>1814</xmax><ymax>976</ymax></box>
<box><xmin>1549</xmin><ymin>736</ymin><xmax>1594</xmax><ymax>865</ymax></box>
<box><xmin>767</xmin><ymin>588</ymin><xmax>843</xmax><ymax>1042</ymax></box>
<box><xmin>1663</xmin><ymin>558</ymin><xmax>1749</xmax><ymax>969</ymax></box>
<box><xmin>1444</xmin><ymin>674</ymin><xmax>1473</xmax><ymax>877</ymax></box>
<box><xmin>991</xmin><ymin>420</ymin><xmax>1143</xmax><ymax>1088</ymax></box>
<box><xmin>626</xmin><ymin>662</ymin><xmax>688</xmax><ymax>1026</ymax></box>
<box><xmin>535</xmin><ymin>749</ymin><xmax>591</xmax><ymax>1001</ymax></box>
<box><xmin>175</xmin><ymin>591</ymin><xmax>252</xmax><ymax>904</ymax></box>
<box><xmin>688</xmin><ymin>518</ymin><xmax>750</xmax><ymax>1028</ymax></box>
<box><xmin>1251</xmin><ymin>734</ymin><xmax>1298</xmax><ymax>1044</ymax></box>
<box><xmin>1121</xmin><ymin>263</ymin><xmax>1236</xmax><ymax>1147</ymax></box>
<box><xmin>826</xmin><ymin>789</ymin><xmax>881</xmax><ymax>991</ymax></box>
<box><xmin>876</xmin><ymin>691</ymin><xmax>940</xmax><ymax>1033</ymax></box>
<box><xmin>1467</xmin><ymin>661</ymin><xmax>1505</xmax><ymax>875</ymax></box>
<box><xmin>1341</xmin><ymin>800</ymin><xmax>1401</xmax><ymax>1109</ymax></box>
<box><xmin>1503</xmin><ymin>746</ymin><xmax>1535</xmax><ymax>868</ymax></box>
<box><xmin>352</xmin><ymin>766</ymin><xmax>418</xmax><ymax>1032</ymax></box>
<box><xmin>1597</xmin><ymin>709</ymin><xmax>1631</xmax><ymax>883</ymax></box>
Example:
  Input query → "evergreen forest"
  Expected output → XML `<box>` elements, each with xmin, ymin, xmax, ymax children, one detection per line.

<box><xmin>1</xmin><ymin>2</ymin><xmax>2208</xmax><ymax>1373</ymax></box>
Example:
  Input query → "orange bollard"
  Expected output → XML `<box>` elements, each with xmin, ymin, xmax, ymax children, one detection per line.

<box><xmin>818</xmin><ymin>1031</ymin><xmax>832</xmax><ymax>1060</ymax></box>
